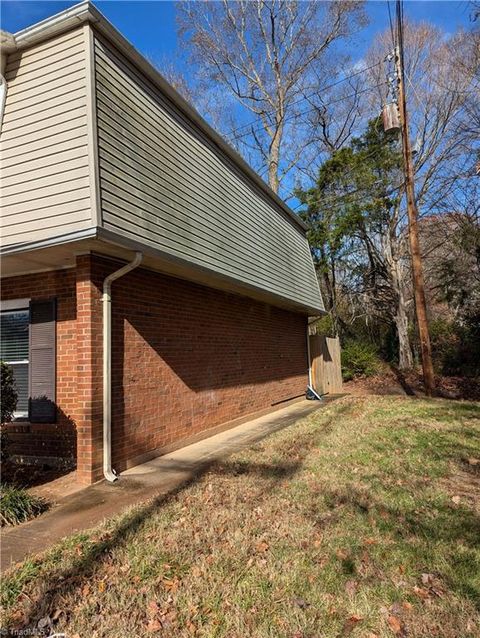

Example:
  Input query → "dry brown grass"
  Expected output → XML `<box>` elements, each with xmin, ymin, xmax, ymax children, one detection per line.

<box><xmin>1</xmin><ymin>396</ymin><xmax>479</xmax><ymax>637</ymax></box>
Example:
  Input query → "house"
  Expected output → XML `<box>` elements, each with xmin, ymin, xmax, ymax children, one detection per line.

<box><xmin>0</xmin><ymin>2</ymin><xmax>324</xmax><ymax>484</ymax></box>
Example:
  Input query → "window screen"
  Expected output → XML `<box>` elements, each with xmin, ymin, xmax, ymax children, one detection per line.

<box><xmin>0</xmin><ymin>309</ymin><xmax>29</xmax><ymax>416</ymax></box>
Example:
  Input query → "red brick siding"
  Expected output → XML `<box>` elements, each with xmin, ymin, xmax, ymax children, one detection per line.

<box><xmin>90</xmin><ymin>256</ymin><xmax>308</xmax><ymax>474</ymax></box>
<box><xmin>2</xmin><ymin>255</ymin><xmax>308</xmax><ymax>483</ymax></box>
<box><xmin>74</xmin><ymin>255</ymin><xmax>104</xmax><ymax>484</ymax></box>
<box><xmin>1</xmin><ymin>269</ymin><xmax>77</xmax><ymax>462</ymax></box>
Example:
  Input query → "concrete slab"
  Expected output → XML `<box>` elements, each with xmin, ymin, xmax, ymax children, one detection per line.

<box><xmin>1</xmin><ymin>399</ymin><xmax>325</xmax><ymax>572</ymax></box>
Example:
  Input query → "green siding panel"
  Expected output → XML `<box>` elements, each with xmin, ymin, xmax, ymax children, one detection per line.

<box><xmin>94</xmin><ymin>36</ymin><xmax>323</xmax><ymax>313</ymax></box>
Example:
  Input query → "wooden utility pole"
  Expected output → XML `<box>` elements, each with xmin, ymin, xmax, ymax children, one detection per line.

<box><xmin>395</xmin><ymin>0</ymin><xmax>435</xmax><ymax>395</ymax></box>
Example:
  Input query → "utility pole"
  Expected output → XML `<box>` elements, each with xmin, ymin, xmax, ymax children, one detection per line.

<box><xmin>395</xmin><ymin>0</ymin><xmax>435</xmax><ymax>395</ymax></box>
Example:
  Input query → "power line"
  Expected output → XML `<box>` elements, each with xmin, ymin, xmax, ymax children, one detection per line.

<box><xmin>294</xmin><ymin>179</ymin><xmax>404</xmax><ymax>214</ymax></box>
<box><xmin>387</xmin><ymin>0</ymin><xmax>397</xmax><ymax>50</ymax></box>
<box><xmin>225</xmin><ymin>60</ymin><xmax>383</xmax><ymax>140</ymax></box>
<box><xmin>290</xmin><ymin>118</ymin><xmax>395</xmax><ymax>208</ymax></box>
<box><xmin>230</xmin><ymin>81</ymin><xmax>387</xmax><ymax>143</ymax></box>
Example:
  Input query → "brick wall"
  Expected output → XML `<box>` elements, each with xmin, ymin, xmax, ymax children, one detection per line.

<box><xmin>2</xmin><ymin>255</ymin><xmax>309</xmax><ymax>483</ymax></box>
<box><xmin>91</xmin><ymin>256</ymin><xmax>309</xmax><ymax>474</ymax></box>
<box><xmin>1</xmin><ymin>269</ymin><xmax>77</xmax><ymax>462</ymax></box>
<box><xmin>75</xmin><ymin>255</ymin><xmax>104</xmax><ymax>484</ymax></box>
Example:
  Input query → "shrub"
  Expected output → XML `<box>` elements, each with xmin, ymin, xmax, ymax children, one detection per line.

<box><xmin>420</xmin><ymin>318</ymin><xmax>480</xmax><ymax>378</ymax></box>
<box><xmin>341</xmin><ymin>340</ymin><xmax>380</xmax><ymax>381</ymax></box>
<box><xmin>1</xmin><ymin>362</ymin><xmax>17</xmax><ymax>424</ymax></box>
<box><xmin>428</xmin><ymin>319</ymin><xmax>458</xmax><ymax>375</ymax></box>
<box><xmin>0</xmin><ymin>485</ymin><xmax>48</xmax><ymax>526</ymax></box>
<box><xmin>1</xmin><ymin>362</ymin><xmax>18</xmax><ymax>466</ymax></box>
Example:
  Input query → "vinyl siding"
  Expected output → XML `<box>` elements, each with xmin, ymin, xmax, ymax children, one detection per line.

<box><xmin>0</xmin><ymin>28</ymin><xmax>93</xmax><ymax>247</ymax></box>
<box><xmin>94</xmin><ymin>35</ymin><xmax>323</xmax><ymax>312</ymax></box>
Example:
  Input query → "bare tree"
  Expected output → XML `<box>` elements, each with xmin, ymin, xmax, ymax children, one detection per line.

<box><xmin>366</xmin><ymin>21</ymin><xmax>479</xmax><ymax>218</ymax></box>
<box><xmin>177</xmin><ymin>0</ymin><xmax>366</xmax><ymax>193</ymax></box>
<box><xmin>352</xmin><ymin>21</ymin><xmax>480</xmax><ymax>365</ymax></box>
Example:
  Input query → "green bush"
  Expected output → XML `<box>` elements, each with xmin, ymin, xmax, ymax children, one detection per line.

<box><xmin>0</xmin><ymin>485</ymin><xmax>48</xmax><ymax>526</ymax></box>
<box><xmin>428</xmin><ymin>319</ymin><xmax>458</xmax><ymax>374</ymax></box>
<box><xmin>1</xmin><ymin>362</ymin><xmax>17</xmax><ymax>424</ymax></box>
<box><xmin>419</xmin><ymin>318</ymin><xmax>480</xmax><ymax>378</ymax></box>
<box><xmin>1</xmin><ymin>362</ymin><xmax>18</xmax><ymax>465</ymax></box>
<box><xmin>341</xmin><ymin>340</ymin><xmax>380</xmax><ymax>381</ymax></box>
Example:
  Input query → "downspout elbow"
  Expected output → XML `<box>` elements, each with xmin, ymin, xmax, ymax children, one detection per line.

<box><xmin>102</xmin><ymin>252</ymin><xmax>143</xmax><ymax>483</ymax></box>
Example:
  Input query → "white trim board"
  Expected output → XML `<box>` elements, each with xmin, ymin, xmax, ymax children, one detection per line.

<box><xmin>0</xmin><ymin>298</ymin><xmax>31</xmax><ymax>311</ymax></box>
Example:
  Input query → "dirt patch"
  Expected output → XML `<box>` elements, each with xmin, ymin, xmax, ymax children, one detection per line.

<box><xmin>345</xmin><ymin>365</ymin><xmax>480</xmax><ymax>400</ymax></box>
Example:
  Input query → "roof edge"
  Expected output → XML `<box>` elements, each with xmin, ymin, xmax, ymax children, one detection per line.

<box><xmin>12</xmin><ymin>1</ymin><xmax>308</xmax><ymax>234</ymax></box>
<box><xmin>0</xmin><ymin>227</ymin><xmax>325</xmax><ymax>315</ymax></box>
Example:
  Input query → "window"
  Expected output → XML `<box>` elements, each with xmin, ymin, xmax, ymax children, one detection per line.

<box><xmin>0</xmin><ymin>297</ymin><xmax>57</xmax><ymax>423</ymax></box>
<box><xmin>0</xmin><ymin>305</ymin><xmax>30</xmax><ymax>418</ymax></box>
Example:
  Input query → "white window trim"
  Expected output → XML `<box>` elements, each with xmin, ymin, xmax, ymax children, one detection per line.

<box><xmin>1</xmin><ymin>298</ymin><xmax>30</xmax><ymax>311</ymax></box>
<box><xmin>1</xmin><ymin>298</ymin><xmax>30</xmax><ymax>418</ymax></box>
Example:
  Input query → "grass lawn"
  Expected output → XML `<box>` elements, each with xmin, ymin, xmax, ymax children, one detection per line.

<box><xmin>2</xmin><ymin>396</ymin><xmax>479</xmax><ymax>637</ymax></box>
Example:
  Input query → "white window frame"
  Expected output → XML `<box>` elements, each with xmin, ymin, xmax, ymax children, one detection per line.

<box><xmin>1</xmin><ymin>298</ymin><xmax>30</xmax><ymax>419</ymax></box>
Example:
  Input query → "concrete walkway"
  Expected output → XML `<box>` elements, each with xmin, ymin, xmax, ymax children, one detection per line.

<box><xmin>1</xmin><ymin>399</ymin><xmax>325</xmax><ymax>572</ymax></box>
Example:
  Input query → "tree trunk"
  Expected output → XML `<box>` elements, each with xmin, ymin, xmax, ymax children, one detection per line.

<box><xmin>395</xmin><ymin>293</ymin><xmax>413</xmax><ymax>369</ymax></box>
<box><xmin>267</xmin><ymin>118</ymin><xmax>283</xmax><ymax>193</ymax></box>
<box><xmin>385</xmin><ymin>217</ymin><xmax>413</xmax><ymax>370</ymax></box>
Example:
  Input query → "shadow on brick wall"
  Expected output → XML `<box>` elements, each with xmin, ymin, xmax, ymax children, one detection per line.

<box><xmin>2</xmin><ymin>402</ymin><xmax>77</xmax><ymax>488</ymax></box>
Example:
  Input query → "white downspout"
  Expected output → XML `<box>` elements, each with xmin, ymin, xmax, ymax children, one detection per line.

<box><xmin>103</xmin><ymin>252</ymin><xmax>143</xmax><ymax>482</ymax></box>
<box><xmin>306</xmin><ymin>323</ymin><xmax>313</xmax><ymax>388</ymax></box>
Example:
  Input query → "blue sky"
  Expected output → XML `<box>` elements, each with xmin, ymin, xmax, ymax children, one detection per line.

<box><xmin>1</xmin><ymin>0</ymin><xmax>474</xmax><ymax>201</ymax></box>
<box><xmin>1</xmin><ymin>1</ymin><xmax>474</xmax><ymax>68</ymax></box>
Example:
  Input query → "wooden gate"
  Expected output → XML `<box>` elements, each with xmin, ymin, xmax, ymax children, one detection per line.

<box><xmin>309</xmin><ymin>335</ymin><xmax>343</xmax><ymax>395</ymax></box>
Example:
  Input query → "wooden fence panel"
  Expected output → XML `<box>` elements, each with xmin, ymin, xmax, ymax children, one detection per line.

<box><xmin>309</xmin><ymin>335</ymin><xmax>343</xmax><ymax>395</ymax></box>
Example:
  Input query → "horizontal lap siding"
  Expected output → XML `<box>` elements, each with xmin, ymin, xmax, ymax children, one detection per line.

<box><xmin>1</xmin><ymin>28</ymin><xmax>93</xmax><ymax>247</ymax></box>
<box><xmin>94</xmin><ymin>36</ymin><xmax>323</xmax><ymax>312</ymax></box>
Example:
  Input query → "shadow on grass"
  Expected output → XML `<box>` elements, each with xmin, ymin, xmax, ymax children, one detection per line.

<box><xmin>343</xmin><ymin>486</ymin><xmax>477</xmax><ymax>606</ymax></box>
<box><xmin>416</xmin><ymin>400</ymin><xmax>480</xmax><ymax>421</ymax></box>
<box><xmin>7</xmin><ymin>402</ymin><xmax>354</xmax><ymax>632</ymax></box>
<box><xmin>291</xmin><ymin>395</ymin><xmax>480</xmax><ymax>606</ymax></box>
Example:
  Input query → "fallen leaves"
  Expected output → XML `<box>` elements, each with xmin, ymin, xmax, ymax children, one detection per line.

<box><xmin>342</xmin><ymin>614</ymin><xmax>363</xmax><ymax>635</ymax></box>
<box><xmin>413</xmin><ymin>572</ymin><xmax>445</xmax><ymax>599</ymax></box>
<box><xmin>363</xmin><ymin>537</ymin><xmax>377</xmax><ymax>546</ymax></box>
<box><xmin>292</xmin><ymin>597</ymin><xmax>310</xmax><ymax>609</ymax></box>
<box><xmin>146</xmin><ymin>618</ymin><xmax>162</xmax><ymax>633</ymax></box>
<box><xmin>255</xmin><ymin>540</ymin><xmax>270</xmax><ymax>553</ymax></box>
<box><xmin>145</xmin><ymin>596</ymin><xmax>179</xmax><ymax>633</ymax></box>
<box><xmin>162</xmin><ymin>577</ymin><xmax>180</xmax><ymax>592</ymax></box>
<box><xmin>421</xmin><ymin>572</ymin><xmax>435</xmax><ymax>585</ymax></box>
<box><xmin>413</xmin><ymin>586</ymin><xmax>430</xmax><ymax>600</ymax></box>
<box><xmin>387</xmin><ymin>614</ymin><xmax>403</xmax><ymax>634</ymax></box>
